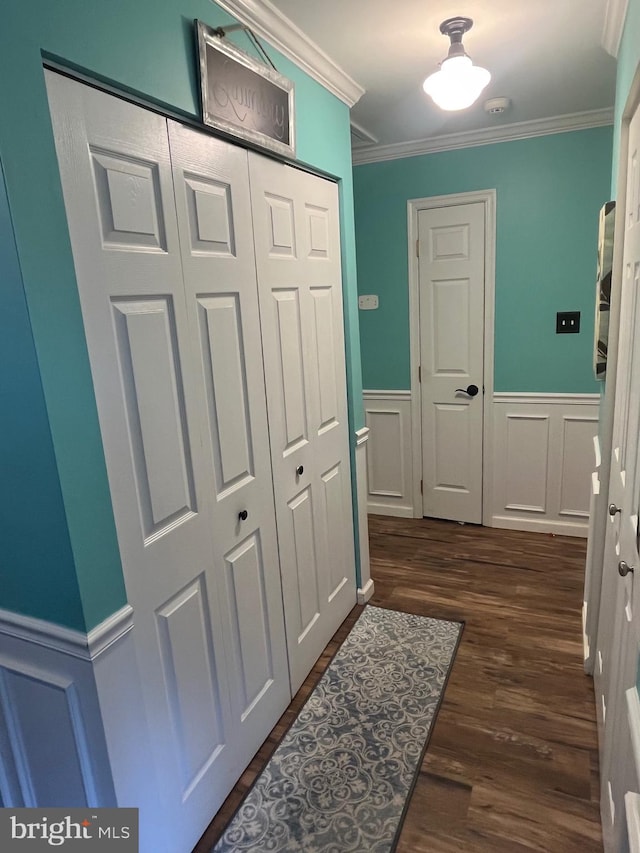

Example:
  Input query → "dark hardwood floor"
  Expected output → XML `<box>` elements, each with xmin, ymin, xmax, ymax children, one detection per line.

<box><xmin>194</xmin><ymin>515</ymin><xmax>602</xmax><ymax>852</ymax></box>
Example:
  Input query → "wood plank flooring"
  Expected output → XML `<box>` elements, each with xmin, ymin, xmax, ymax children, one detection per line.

<box><xmin>194</xmin><ymin>516</ymin><xmax>602</xmax><ymax>853</ymax></box>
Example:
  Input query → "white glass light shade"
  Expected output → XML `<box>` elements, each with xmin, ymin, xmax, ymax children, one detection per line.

<box><xmin>423</xmin><ymin>55</ymin><xmax>491</xmax><ymax>111</ymax></box>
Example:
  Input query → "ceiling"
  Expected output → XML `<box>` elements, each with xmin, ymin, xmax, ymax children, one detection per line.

<box><xmin>268</xmin><ymin>0</ymin><xmax>618</xmax><ymax>155</ymax></box>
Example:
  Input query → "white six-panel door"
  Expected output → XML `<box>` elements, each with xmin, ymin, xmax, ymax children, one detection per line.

<box><xmin>46</xmin><ymin>72</ymin><xmax>291</xmax><ymax>851</ymax></box>
<box><xmin>248</xmin><ymin>156</ymin><xmax>357</xmax><ymax>693</ymax></box>
<box><xmin>597</xmin><ymin>101</ymin><xmax>640</xmax><ymax>852</ymax></box>
<box><xmin>166</xmin><ymin>119</ymin><xmax>291</xmax><ymax>765</ymax></box>
<box><xmin>418</xmin><ymin>202</ymin><xmax>485</xmax><ymax>524</ymax></box>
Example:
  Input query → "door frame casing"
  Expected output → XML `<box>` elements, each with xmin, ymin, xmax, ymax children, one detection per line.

<box><xmin>407</xmin><ymin>189</ymin><xmax>496</xmax><ymax>524</ymax></box>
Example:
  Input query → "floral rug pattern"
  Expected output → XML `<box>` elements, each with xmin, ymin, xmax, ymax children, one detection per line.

<box><xmin>212</xmin><ymin>605</ymin><xmax>462</xmax><ymax>853</ymax></box>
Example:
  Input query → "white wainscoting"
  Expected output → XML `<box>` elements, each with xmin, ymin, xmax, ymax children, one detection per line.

<box><xmin>363</xmin><ymin>391</ymin><xmax>414</xmax><ymax>517</ymax></box>
<box><xmin>0</xmin><ymin>607</ymin><xmax>129</xmax><ymax>809</ymax></box>
<box><xmin>0</xmin><ymin>605</ymin><xmax>168</xmax><ymax>851</ymax></box>
<box><xmin>491</xmin><ymin>393</ymin><xmax>600</xmax><ymax>537</ymax></box>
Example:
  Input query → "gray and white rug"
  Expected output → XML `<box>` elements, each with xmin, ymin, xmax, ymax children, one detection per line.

<box><xmin>212</xmin><ymin>605</ymin><xmax>462</xmax><ymax>853</ymax></box>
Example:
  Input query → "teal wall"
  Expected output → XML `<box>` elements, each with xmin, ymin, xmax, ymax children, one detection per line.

<box><xmin>354</xmin><ymin>127</ymin><xmax>613</xmax><ymax>392</ymax></box>
<box><xmin>0</xmin><ymin>163</ymin><xmax>88</xmax><ymax>630</ymax></box>
<box><xmin>0</xmin><ymin>0</ymin><xmax>363</xmax><ymax>630</ymax></box>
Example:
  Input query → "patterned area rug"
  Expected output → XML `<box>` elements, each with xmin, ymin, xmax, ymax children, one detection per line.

<box><xmin>211</xmin><ymin>605</ymin><xmax>462</xmax><ymax>853</ymax></box>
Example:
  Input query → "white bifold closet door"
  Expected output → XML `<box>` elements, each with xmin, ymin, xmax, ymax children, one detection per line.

<box><xmin>46</xmin><ymin>72</ymin><xmax>290</xmax><ymax>852</ymax></box>
<box><xmin>248</xmin><ymin>157</ymin><xmax>357</xmax><ymax>692</ymax></box>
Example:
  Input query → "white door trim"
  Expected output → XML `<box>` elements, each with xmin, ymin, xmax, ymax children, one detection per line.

<box><xmin>408</xmin><ymin>189</ymin><xmax>496</xmax><ymax>523</ymax></box>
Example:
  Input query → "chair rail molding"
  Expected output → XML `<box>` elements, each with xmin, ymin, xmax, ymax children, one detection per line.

<box><xmin>0</xmin><ymin>605</ymin><xmax>134</xmax><ymax>661</ymax></box>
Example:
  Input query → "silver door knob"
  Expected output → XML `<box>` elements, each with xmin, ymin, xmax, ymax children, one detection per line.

<box><xmin>619</xmin><ymin>560</ymin><xmax>634</xmax><ymax>577</ymax></box>
<box><xmin>296</xmin><ymin>465</ymin><xmax>304</xmax><ymax>476</ymax></box>
<box><xmin>609</xmin><ymin>503</ymin><xmax>622</xmax><ymax>516</ymax></box>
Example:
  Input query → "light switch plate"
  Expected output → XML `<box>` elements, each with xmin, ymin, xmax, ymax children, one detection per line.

<box><xmin>359</xmin><ymin>294</ymin><xmax>379</xmax><ymax>310</ymax></box>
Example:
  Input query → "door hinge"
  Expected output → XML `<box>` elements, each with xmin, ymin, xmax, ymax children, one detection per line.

<box><xmin>418</xmin><ymin>365</ymin><xmax>421</xmax><ymax>383</ymax></box>
<box><xmin>420</xmin><ymin>479</ymin><xmax>423</xmax><ymax>495</ymax></box>
<box><xmin>416</xmin><ymin>239</ymin><xmax>420</xmax><ymax>258</ymax></box>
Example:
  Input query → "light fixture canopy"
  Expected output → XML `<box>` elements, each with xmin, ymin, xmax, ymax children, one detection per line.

<box><xmin>423</xmin><ymin>17</ymin><xmax>491</xmax><ymax>111</ymax></box>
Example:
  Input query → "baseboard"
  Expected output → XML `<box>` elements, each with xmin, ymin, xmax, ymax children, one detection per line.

<box><xmin>357</xmin><ymin>579</ymin><xmax>375</xmax><ymax>605</ymax></box>
<box><xmin>368</xmin><ymin>504</ymin><xmax>415</xmax><ymax>519</ymax></box>
<box><xmin>491</xmin><ymin>515</ymin><xmax>588</xmax><ymax>538</ymax></box>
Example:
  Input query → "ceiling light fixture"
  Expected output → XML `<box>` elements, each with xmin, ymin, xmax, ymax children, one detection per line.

<box><xmin>423</xmin><ymin>17</ymin><xmax>491</xmax><ymax>111</ymax></box>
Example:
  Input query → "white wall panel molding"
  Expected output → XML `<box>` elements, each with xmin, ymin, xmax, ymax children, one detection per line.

<box><xmin>364</xmin><ymin>392</ymin><xmax>414</xmax><ymax>517</ymax></box>
<box><xmin>0</xmin><ymin>604</ymin><xmax>164</xmax><ymax>843</ymax></box>
<box><xmin>214</xmin><ymin>0</ymin><xmax>364</xmax><ymax>107</ymax></box>
<box><xmin>492</xmin><ymin>394</ymin><xmax>600</xmax><ymax>537</ymax></box>
<box><xmin>0</xmin><ymin>620</ymin><xmax>119</xmax><ymax>809</ymax></box>
<box><xmin>355</xmin><ymin>427</ymin><xmax>374</xmax><ymax>604</ymax></box>
<box><xmin>352</xmin><ymin>109</ymin><xmax>614</xmax><ymax>165</ymax></box>
<box><xmin>0</xmin><ymin>605</ymin><xmax>134</xmax><ymax>662</ymax></box>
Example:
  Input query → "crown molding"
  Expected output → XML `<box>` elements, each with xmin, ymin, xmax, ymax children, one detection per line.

<box><xmin>602</xmin><ymin>0</ymin><xmax>629</xmax><ymax>57</ymax></box>
<box><xmin>213</xmin><ymin>0</ymin><xmax>364</xmax><ymax>107</ymax></box>
<box><xmin>351</xmin><ymin>120</ymin><xmax>379</xmax><ymax>147</ymax></box>
<box><xmin>352</xmin><ymin>108</ymin><xmax>614</xmax><ymax>165</ymax></box>
<box><xmin>0</xmin><ymin>605</ymin><xmax>134</xmax><ymax>662</ymax></box>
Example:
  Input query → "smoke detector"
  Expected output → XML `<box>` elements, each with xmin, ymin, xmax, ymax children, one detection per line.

<box><xmin>484</xmin><ymin>97</ymin><xmax>511</xmax><ymax>115</ymax></box>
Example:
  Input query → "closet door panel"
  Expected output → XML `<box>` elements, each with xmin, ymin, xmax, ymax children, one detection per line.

<box><xmin>249</xmin><ymin>155</ymin><xmax>357</xmax><ymax>692</ymax></box>
<box><xmin>167</xmin><ymin>119</ymin><xmax>290</xmax><ymax>750</ymax></box>
<box><xmin>46</xmin><ymin>73</ymin><xmax>240</xmax><ymax>851</ymax></box>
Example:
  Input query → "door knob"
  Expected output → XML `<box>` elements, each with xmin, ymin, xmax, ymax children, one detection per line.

<box><xmin>609</xmin><ymin>503</ymin><xmax>622</xmax><ymax>516</ymax></box>
<box><xmin>296</xmin><ymin>465</ymin><xmax>304</xmax><ymax>476</ymax></box>
<box><xmin>238</xmin><ymin>510</ymin><xmax>248</xmax><ymax>521</ymax></box>
<box><xmin>455</xmin><ymin>384</ymin><xmax>479</xmax><ymax>397</ymax></box>
<box><xmin>618</xmin><ymin>560</ymin><xmax>634</xmax><ymax>577</ymax></box>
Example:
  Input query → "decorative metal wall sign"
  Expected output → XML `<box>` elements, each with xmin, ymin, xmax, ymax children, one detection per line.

<box><xmin>196</xmin><ymin>20</ymin><xmax>295</xmax><ymax>159</ymax></box>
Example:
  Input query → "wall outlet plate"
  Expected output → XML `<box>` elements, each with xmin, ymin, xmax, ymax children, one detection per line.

<box><xmin>556</xmin><ymin>311</ymin><xmax>580</xmax><ymax>333</ymax></box>
<box><xmin>359</xmin><ymin>295</ymin><xmax>379</xmax><ymax>310</ymax></box>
